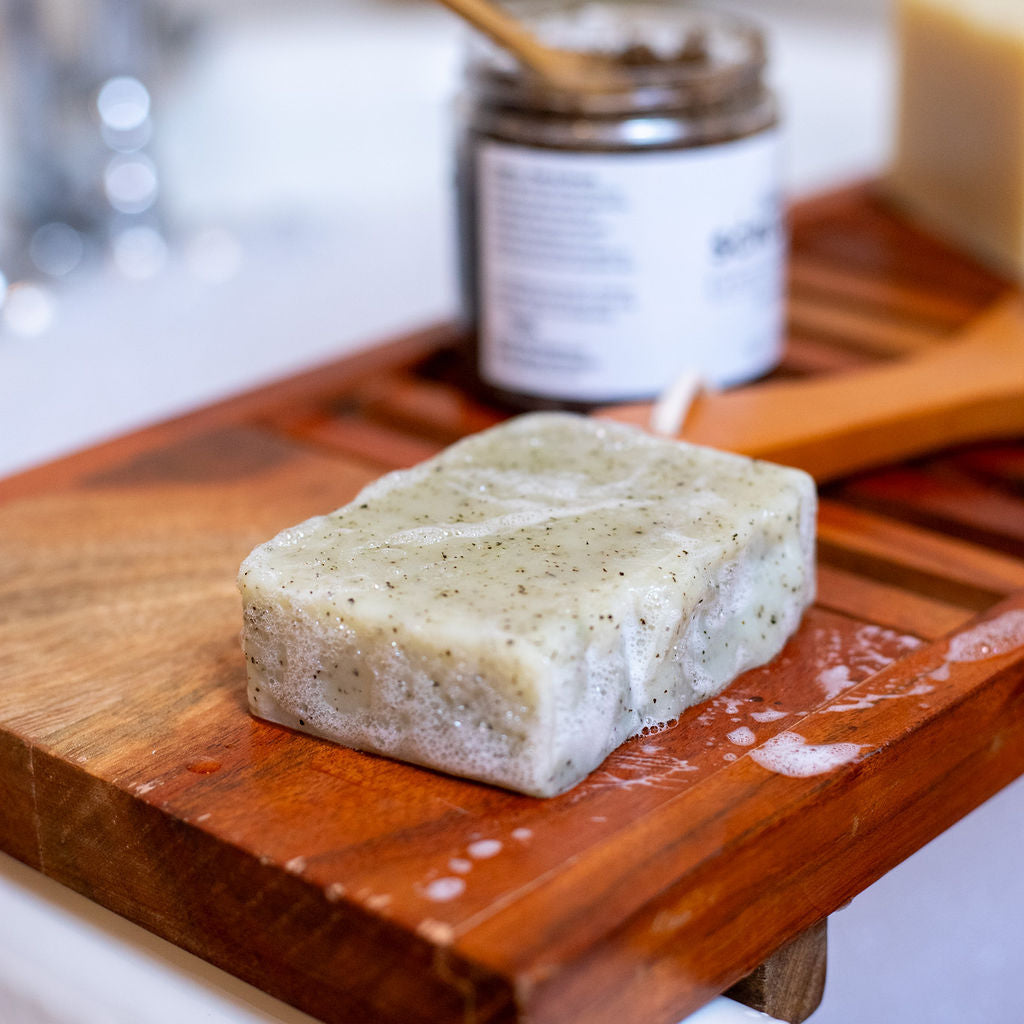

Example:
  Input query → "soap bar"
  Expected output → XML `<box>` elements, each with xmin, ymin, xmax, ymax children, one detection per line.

<box><xmin>238</xmin><ymin>413</ymin><xmax>816</xmax><ymax>796</ymax></box>
<box><xmin>889</xmin><ymin>0</ymin><xmax>1024</xmax><ymax>278</ymax></box>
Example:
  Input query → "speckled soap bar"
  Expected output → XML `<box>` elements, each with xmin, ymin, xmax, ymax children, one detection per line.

<box><xmin>237</xmin><ymin>413</ymin><xmax>816</xmax><ymax>797</ymax></box>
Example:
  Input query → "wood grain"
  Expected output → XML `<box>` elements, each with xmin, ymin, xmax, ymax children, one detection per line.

<box><xmin>831</xmin><ymin>463</ymin><xmax>1024</xmax><ymax>557</ymax></box>
<box><xmin>1</xmin><ymin>186</ymin><xmax>1023</xmax><ymax>1024</ymax></box>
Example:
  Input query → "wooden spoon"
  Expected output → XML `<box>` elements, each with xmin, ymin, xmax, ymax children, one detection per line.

<box><xmin>598</xmin><ymin>292</ymin><xmax>1024</xmax><ymax>482</ymax></box>
<box><xmin>434</xmin><ymin>0</ymin><xmax>623</xmax><ymax>91</ymax></box>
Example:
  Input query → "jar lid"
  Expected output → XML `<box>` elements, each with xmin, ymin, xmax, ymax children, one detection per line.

<box><xmin>464</xmin><ymin>1</ymin><xmax>768</xmax><ymax>116</ymax></box>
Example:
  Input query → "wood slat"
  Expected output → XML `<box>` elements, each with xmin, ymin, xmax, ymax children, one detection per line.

<box><xmin>353</xmin><ymin>369</ymin><xmax>506</xmax><ymax>443</ymax></box>
<box><xmin>949</xmin><ymin>443</ymin><xmax>1024</xmax><ymax>493</ymax></box>
<box><xmin>282</xmin><ymin>410</ymin><xmax>448</xmax><ymax>472</ymax></box>
<box><xmin>780</xmin><ymin>333</ymin><xmax>884</xmax><ymax>376</ymax></box>
<box><xmin>789</xmin><ymin>186</ymin><xmax>1008</xmax><ymax>308</ymax></box>
<box><xmin>817</xmin><ymin>499</ymin><xmax>1024</xmax><ymax>609</ymax></box>
<box><xmin>787</xmin><ymin>294</ymin><xmax>951</xmax><ymax>356</ymax></box>
<box><xmin>815</xmin><ymin>564</ymin><xmax>973</xmax><ymax>641</ymax></box>
<box><xmin>787</xmin><ymin>257</ymin><xmax>979</xmax><ymax>327</ymax></box>
<box><xmin>831</xmin><ymin>465</ymin><xmax>1024</xmax><ymax>558</ymax></box>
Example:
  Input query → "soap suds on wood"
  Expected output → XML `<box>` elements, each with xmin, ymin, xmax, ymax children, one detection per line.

<box><xmin>750</xmin><ymin>731</ymin><xmax>865</xmax><ymax>777</ymax></box>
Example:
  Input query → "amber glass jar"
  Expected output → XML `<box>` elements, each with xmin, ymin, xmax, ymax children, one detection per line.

<box><xmin>455</xmin><ymin>1</ymin><xmax>784</xmax><ymax>411</ymax></box>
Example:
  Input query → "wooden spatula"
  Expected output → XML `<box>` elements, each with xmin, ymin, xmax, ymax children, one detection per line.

<box><xmin>599</xmin><ymin>292</ymin><xmax>1024</xmax><ymax>482</ymax></box>
<box><xmin>434</xmin><ymin>0</ymin><xmax>624</xmax><ymax>91</ymax></box>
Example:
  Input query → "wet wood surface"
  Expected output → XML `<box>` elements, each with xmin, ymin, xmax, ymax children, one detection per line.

<box><xmin>1</xmin><ymin>185</ymin><xmax>1023</xmax><ymax>1024</ymax></box>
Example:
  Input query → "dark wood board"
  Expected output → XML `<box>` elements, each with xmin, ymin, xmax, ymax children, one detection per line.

<box><xmin>1</xmin><ymin>185</ymin><xmax>1023</xmax><ymax>1024</ymax></box>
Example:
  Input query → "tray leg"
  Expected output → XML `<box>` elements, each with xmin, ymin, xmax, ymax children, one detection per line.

<box><xmin>725</xmin><ymin>918</ymin><xmax>827</xmax><ymax>1023</ymax></box>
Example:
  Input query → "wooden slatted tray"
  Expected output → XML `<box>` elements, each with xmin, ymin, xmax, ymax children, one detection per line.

<box><xmin>2</xmin><ymin>185</ymin><xmax>1023</xmax><ymax>1024</ymax></box>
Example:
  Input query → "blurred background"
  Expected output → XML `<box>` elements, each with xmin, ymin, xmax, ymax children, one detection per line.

<box><xmin>0</xmin><ymin>0</ymin><xmax>891</xmax><ymax>479</ymax></box>
<box><xmin>0</xmin><ymin>1</ymin><xmax>1021</xmax><ymax>1022</ymax></box>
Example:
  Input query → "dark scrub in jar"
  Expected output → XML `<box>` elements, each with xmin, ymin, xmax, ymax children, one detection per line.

<box><xmin>455</xmin><ymin>1</ymin><xmax>784</xmax><ymax>411</ymax></box>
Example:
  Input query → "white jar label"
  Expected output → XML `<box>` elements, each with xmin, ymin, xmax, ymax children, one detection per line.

<box><xmin>476</xmin><ymin>131</ymin><xmax>785</xmax><ymax>402</ymax></box>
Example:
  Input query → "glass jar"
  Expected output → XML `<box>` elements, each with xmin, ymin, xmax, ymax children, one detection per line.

<box><xmin>455</xmin><ymin>1</ymin><xmax>785</xmax><ymax>411</ymax></box>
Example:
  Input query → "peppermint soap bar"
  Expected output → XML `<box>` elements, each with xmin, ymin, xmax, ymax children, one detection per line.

<box><xmin>238</xmin><ymin>413</ymin><xmax>816</xmax><ymax>797</ymax></box>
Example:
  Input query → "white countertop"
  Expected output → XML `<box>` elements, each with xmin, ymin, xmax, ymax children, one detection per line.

<box><xmin>2</xmin><ymin>2</ymin><xmax>1022</xmax><ymax>1022</ymax></box>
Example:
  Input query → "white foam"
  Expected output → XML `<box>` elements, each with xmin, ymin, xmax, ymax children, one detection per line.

<box><xmin>586</xmin><ymin>747</ymin><xmax>698</xmax><ymax>790</ymax></box>
<box><xmin>750</xmin><ymin>709</ymin><xmax>788</xmax><ymax>722</ymax></box>
<box><xmin>826</xmin><ymin>680</ymin><xmax>935</xmax><ymax>713</ymax></box>
<box><xmin>467</xmin><ymin>839</ymin><xmax>502</xmax><ymax>859</ymax></box>
<box><xmin>750</xmin><ymin>731</ymin><xmax>864</xmax><ymax>777</ymax></box>
<box><xmin>726</xmin><ymin>726</ymin><xmax>756</xmax><ymax>746</ymax></box>
<box><xmin>818</xmin><ymin>664</ymin><xmax>853</xmax><ymax>700</ymax></box>
<box><xmin>423</xmin><ymin>877</ymin><xmax>466</xmax><ymax>902</ymax></box>
<box><xmin>946</xmin><ymin>609</ymin><xmax>1024</xmax><ymax>663</ymax></box>
<box><xmin>417</xmin><ymin>919</ymin><xmax>455</xmax><ymax>945</ymax></box>
<box><xmin>826</xmin><ymin>695</ymin><xmax>877</xmax><ymax>713</ymax></box>
<box><xmin>809</xmin><ymin>623</ymin><xmax>923</xmax><ymax>710</ymax></box>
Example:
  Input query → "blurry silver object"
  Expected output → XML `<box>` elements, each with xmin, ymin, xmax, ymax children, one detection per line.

<box><xmin>1</xmin><ymin>0</ymin><xmax>194</xmax><ymax>281</ymax></box>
